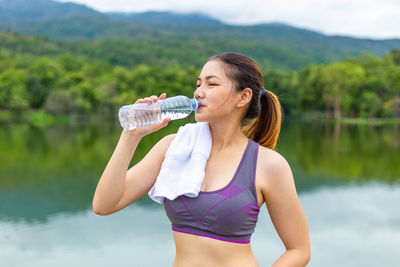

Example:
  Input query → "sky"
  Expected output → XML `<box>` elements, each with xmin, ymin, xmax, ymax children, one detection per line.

<box><xmin>57</xmin><ymin>0</ymin><xmax>400</xmax><ymax>39</ymax></box>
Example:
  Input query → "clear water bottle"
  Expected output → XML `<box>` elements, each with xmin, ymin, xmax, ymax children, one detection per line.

<box><xmin>118</xmin><ymin>95</ymin><xmax>202</xmax><ymax>130</ymax></box>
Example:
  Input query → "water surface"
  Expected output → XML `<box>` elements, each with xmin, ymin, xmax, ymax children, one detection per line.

<box><xmin>0</xmin><ymin>116</ymin><xmax>399</xmax><ymax>266</ymax></box>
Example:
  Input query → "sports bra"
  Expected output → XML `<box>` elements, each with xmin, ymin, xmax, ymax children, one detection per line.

<box><xmin>163</xmin><ymin>139</ymin><xmax>260</xmax><ymax>244</ymax></box>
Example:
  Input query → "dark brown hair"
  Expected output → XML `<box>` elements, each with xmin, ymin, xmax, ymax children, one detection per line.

<box><xmin>206</xmin><ymin>52</ymin><xmax>283</xmax><ymax>150</ymax></box>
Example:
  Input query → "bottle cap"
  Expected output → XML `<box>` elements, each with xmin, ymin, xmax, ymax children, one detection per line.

<box><xmin>190</xmin><ymin>98</ymin><xmax>202</xmax><ymax>110</ymax></box>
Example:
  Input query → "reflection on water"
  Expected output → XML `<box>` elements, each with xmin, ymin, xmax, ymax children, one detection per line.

<box><xmin>1</xmin><ymin>183</ymin><xmax>399</xmax><ymax>267</ymax></box>
<box><xmin>0</xmin><ymin>116</ymin><xmax>399</xmax><ymax>266</ymax></box>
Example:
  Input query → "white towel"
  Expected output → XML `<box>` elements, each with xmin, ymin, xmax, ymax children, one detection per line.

<box><xmin>148</xmin><ymin>121</ymin><xmax>212</xmax><ymax>204</ymax></box>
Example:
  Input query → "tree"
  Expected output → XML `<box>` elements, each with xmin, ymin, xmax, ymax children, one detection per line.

<box><xmin>28</xmin><ymin>57</ymin><xmax>62</xmax><ymax>108</ymax></box>
<box><xmin>0</xmin><ymin>69</ymin><xmax>29</xmax><ymax>110</ymax></box>
<box><xmin>386</xmin><ymin>51</ymin><xmax>400</xmax><ymax>119</ymax></box>
<box><xmin>297</xmin><ymin>65</ymin><xmax>325</xmax><ymax>115</ymax></box>
<box><xmin>388</xmin><ymin>50</ymin><xmax>400</xmax><ymax>66</ymax></box>
<box><xmin>321</xmin><ymin>62</ymin><xmax>365</xmax><ymax>119</ymax></box>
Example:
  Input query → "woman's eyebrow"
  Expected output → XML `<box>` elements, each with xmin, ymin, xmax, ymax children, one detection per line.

<box><xmin>197</xmin><ymin>75</ymin><xmax>221</xmax><ymax>81</ymax></box>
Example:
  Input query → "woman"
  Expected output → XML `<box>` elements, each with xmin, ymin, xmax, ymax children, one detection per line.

<box><xmin>92</xmin><ymin>52</ymin><xmax>311</xmax><ymax>266</ymax></box>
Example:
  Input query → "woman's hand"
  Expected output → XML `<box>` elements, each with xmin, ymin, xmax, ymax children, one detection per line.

<box><xmin>124</xmin><ymin>93</ymin><xmax>171</xmax><ymax>137</ymax></box>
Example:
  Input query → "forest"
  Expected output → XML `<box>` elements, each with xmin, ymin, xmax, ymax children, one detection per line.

<box><xmin>0</xmin><ymin>31</ymin><xmax>399</xmax><ymax>125</ymax></box>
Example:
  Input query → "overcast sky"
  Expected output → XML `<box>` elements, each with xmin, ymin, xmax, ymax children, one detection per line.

<box><xmin>57</xmin><ymin>0</ymin><xmax>400</xmax><ymax>39</ymax></box>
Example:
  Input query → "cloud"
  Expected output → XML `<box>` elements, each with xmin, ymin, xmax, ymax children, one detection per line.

<box><xmin>57</xmin><ymin>0</ymin><xmax>400</xmax><ymax>39</ymax></box>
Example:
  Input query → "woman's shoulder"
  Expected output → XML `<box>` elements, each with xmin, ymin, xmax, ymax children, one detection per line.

<box><xmin>257</xmin><ymin>144</ymin><xmax>293</xmax><ymax>187</ymax></box>
<box><xmin>257</xmin><ymin>145</ymin><xmax>288</xmax><ymax>166</ymax></box>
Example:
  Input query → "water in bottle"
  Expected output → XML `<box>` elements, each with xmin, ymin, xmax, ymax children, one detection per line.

<box><xmin>118</xmin><ymin>95</ymin><xmax>202</xmax><ymax>130</ymax></box>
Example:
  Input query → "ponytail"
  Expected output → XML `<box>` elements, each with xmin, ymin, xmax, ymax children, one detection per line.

<box><xmin>242</xmin><ymin>90</ymin><xmax>283</xmax><ymax>150</ymax></box>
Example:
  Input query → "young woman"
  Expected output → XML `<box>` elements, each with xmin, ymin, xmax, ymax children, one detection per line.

<box><xmin>92</xmin><ymin>52</ymin><xmax>311</xmax><ymax>266</ymax></box>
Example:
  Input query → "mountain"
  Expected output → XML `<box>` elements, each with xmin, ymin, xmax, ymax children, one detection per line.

<box><xmin>0</xmin><ymin>0</ymin><xmax>399</xmax><ymax>71</ymax></box>
<box><xmin>0</xmin><ymin>0</ymin><xmax>96</xmax><ymax>22</ymax></box>
<box><xmin>106</xmin><ymin>11</ymin><xmax>222</xmax><ymax>25</ymax></box>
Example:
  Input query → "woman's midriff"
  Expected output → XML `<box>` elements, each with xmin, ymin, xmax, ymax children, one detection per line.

<box><xmin>171</xmin><ymin>230</ymin><xmax>260</xmax><ymax>267</ymax></box>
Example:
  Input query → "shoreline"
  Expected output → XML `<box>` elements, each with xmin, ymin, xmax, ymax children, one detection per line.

<box><xmin>1</xmin><ymin>110</ymin><xmax>400</xmax><ymax>127</ymax></box>
<box><xmin>287</xmin><ymin>116</ymin><xmax>400</xmax><ymax>125</ymax></box>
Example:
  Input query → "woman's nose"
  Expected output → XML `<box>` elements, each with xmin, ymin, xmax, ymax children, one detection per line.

<box><xmin>194</xmin><ymin>89</ymin><xmax>202</xmax><ymax>99</ymax></box>
<box><xmin>195</xmin><ymin>84</ymin><xmax>206</xmax><ymax>97</ymax></box>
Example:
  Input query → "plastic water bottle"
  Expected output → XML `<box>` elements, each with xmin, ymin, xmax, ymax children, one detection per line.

<box><xmin>118</xmin><ymin>95</ymin><xmax>202</xmax><ymax>130</ymax></box>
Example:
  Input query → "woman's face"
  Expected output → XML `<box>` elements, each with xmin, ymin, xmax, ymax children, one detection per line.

<box><xmin>194</xmin><ymin>60</ymin><xmax>240</xmax><ymax>122</ymax></box>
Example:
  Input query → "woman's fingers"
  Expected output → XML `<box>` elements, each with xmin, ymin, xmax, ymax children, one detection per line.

<box><xmin>135</xmin><ymin>93</ymin><xmax>166</xmax><ymax>104</ymax></box>
<box><xmin>158</xmin><ymin>117</ymin><xmax>171</xmax><ymax>128</ymax></box>
<box><xmin>148</xmin><ymin>117</ymin><xmax>170</xmax><ymax>133</ymax></box>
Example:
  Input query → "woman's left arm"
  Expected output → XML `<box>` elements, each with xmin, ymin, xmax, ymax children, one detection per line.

<box><xmin>262</xmin><ymin>153</ymin><xmax>311</xmax><ymax>267</ymax></box>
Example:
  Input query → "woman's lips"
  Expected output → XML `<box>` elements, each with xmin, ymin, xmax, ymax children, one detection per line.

<box><xmin>196</xmin><ymin>105</ymin><xmax>205</xmax><ymax>111</ymax></box>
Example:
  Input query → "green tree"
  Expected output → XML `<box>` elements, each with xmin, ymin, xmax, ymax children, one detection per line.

<box><xmin>385</xmin><ymin>51</ymin><xmax>400</xmax><ymax>119</ymax></box>
<box><xmin>297</xmin><ymin>65</ymin><xmax>325</xmax><ymax>115</ymax></box>
<box><xmin>0</xmin><ymin>69</ymin><xmax>29</xmax><ymax>110</ymax></box>
<box><xmin>28</xmin><ymin>57</ymin><xmax>63</xmax><ymax>108</ymax></box>
<box><xmin>321</xmin><ymin>62</ymin><xmax>365</xmax><ymax>119</ymax></box>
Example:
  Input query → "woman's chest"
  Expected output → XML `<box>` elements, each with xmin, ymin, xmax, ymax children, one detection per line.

<box><xmin>201</xmin><ymin>147</ymin><xmax>265</xmax><ymax>209</ymax></box>
<box><xmin>163</xmin><ymin>143</ymin><xmax>261</xmax><ymax>240</ymax></box>
<box><xmin>201</xmin><ymin>152</ymin><xmax>243</xmax><ymax>192</ymax></box>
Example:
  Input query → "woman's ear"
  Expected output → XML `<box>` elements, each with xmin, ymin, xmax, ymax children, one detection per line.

<box><xmin>237</xmin><ymin>88</ymin><xmax>253</xmax><ymax>108</ymax></box>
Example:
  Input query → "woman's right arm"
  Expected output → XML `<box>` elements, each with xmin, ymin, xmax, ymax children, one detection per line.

<box><xmin>92</xmin><ymin>93</ymin><xmax>174</xmax><ymax>215</ymax></box>
<box><xmin>92</xmin><ymin>131</ymin><xmax>176</xmax><ymax>215</ymax></box>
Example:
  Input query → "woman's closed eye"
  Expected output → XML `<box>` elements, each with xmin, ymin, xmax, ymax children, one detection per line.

<box><xmin>196</xmin><ymin>82</ymin><xmax>219</xmax><ymax>88</ymax></box>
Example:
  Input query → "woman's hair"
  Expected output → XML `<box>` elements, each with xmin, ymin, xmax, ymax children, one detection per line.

<box><xmin>206</xmin><ymin>52</ymin><xmax>283</xmax><ymax>150</ymax></box>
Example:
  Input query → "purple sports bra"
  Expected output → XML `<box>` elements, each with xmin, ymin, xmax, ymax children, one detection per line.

<box><xmin>163</xmin><ymin>139</ymin><xmax>260</xmax><ymax>244</ymax></box>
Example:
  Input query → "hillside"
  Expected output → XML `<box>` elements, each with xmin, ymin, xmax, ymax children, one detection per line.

<box><xmin>106</xmin><ymin>11</ymin><xmax>222</xmax><ymax>25</ymax></box>
<box><xmin>0</xmin><ymin>0</ymin><xmax>400</xmax><ymax>72</ymax></box>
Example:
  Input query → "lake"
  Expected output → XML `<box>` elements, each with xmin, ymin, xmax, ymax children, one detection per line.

<box><xmin>0</xmin><ymin>115</ymin><xmax>399</xmax><ymax>267</ymax></box>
